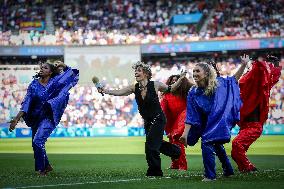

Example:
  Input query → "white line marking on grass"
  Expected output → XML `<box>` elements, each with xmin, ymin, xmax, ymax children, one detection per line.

<box><xmin>3</xmin><ymin>169</ymin><xmax>283</xmax><ymax>189</ymax></box>
<box><xmin>263</xmin><ymin>169</ymin><xmax>284</xmax><ymax>172</ymax></box>
<box><xmin>3</xmin><ymin>177</ymin><xmax>172</xmax><ymax>189</ymax></box>
<box><xmin>0</xmin><ymin>174</ymin><xmax>210</xmax><ymax>189</ymax></box>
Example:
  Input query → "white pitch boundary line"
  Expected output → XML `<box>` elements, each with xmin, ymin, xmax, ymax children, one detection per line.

<box><xmin>3</xmin><ymin>177</ymin><xmax>174</xmax><ymax>189</ymax></box>
<box><xmin>3</xmin><ymin>175</ymin><xmax>196</xmax><ymax>189</ymax></box>
<box><xmin>3</xmin><ymin>169</ymin><xmax>284</xmax><ymax>189</ymax></box>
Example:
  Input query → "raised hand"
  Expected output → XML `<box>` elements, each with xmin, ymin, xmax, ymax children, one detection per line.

<box><xmin>234</xmin><ymin>54</ymin><xmax>251</xmax><ymax>81</ymax></box>
<box><xmin>240</xmin><ymin>54</ymin><xmax>250</xmax><ymax>64</ymax></box>
<box><xmin>180</xmin><ymin>69</ymin><xmax>187</xmax><ymax>79</ymax></box>
<box><xmin>53</xmin><ymin>60</ymin><xmax>63</xmax><ymax>67</ymax></box>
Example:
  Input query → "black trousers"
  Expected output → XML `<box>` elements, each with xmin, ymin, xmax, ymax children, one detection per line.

<box><xmin>144</xmin><ymin>113</ymin><xmax>181</xmax><ymax>176</ymax></box>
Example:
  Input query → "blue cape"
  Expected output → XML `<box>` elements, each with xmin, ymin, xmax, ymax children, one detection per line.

<box><xmin>21</xmin><ymin>67</ymin><xmax>79</xmax><ymax>128</ymax></box>
<box><xmin>185</xmin><ymin>77</ymin><xmax>242</xmax><ymax>145</ymax></box>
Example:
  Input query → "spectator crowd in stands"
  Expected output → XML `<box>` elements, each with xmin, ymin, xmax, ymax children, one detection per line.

<box><xmin>0</xmin><ymin>0</ymin><xmax>283</xmax><ymax>128</ymax></box>
<box><xmin>1</xmin><ymin>57</ymin><xmax>283</xmax><ymax>128</ymax></box>
<box><xmin>202</xmin><ymin>0</ymin><xmax>284</xmax><ymax>40</ymax></box>
<box><xmin>0</xmin><ymin>0</ymin><xmax>283</xmax><ymax>46</ymax></box>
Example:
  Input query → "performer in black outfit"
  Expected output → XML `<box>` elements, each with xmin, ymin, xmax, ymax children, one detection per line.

<box><xmin>98</xmin><ymin>61</ymin><xmax>186</xmax><ymax>176</ymax></box>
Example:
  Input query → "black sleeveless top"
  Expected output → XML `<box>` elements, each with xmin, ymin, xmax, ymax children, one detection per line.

<box><xmin>134</xmin><ymin>81</ymin><xmax>163</xmax><ymax>120</ymax></box>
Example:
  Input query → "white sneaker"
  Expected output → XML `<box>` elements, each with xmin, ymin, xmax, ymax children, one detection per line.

<box><xmin>202</xmin><ymin>177</ymin><xmax>216</xmax><ymax>182</ymax></box>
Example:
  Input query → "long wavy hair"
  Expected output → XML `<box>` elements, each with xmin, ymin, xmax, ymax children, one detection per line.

<box><xmin>195</xmin><ymin>63</ymin><xmax>218</xmax><ymax>96</ymax></box>
<box><xmin>33</xmin><ymin>60</ymin><xmax>57</xmax><ymax>79</ymax></box>
<box><xmin>164</xmin><ymin>74</ymin><xmax>193</xmax><ymax>100</ymax></box>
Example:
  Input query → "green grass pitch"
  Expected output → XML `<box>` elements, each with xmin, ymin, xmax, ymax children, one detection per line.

<box><xmin>0</xmin><ymin>136</ymin><xmax>284</xmax><ymax>189</ymax></box>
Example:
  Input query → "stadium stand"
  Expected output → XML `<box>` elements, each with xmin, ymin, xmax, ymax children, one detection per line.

<box><xmin>1</xmin><ymin>57</ymin><xmax>283</xmax><ymax>128</ymax></box>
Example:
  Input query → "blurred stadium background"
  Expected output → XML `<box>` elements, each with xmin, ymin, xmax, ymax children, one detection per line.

<box><xmin>0</xmin><ymin>0</ymin><xmax>283</xmax><ymax>188</ymax></box>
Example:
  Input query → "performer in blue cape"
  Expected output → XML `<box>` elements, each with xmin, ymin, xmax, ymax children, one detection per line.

<box><xmin>180</xmin><ymin>55</ymin><xmax>249</xmax><ymax>181</ymax></box>
<box><xmin>9</xmin><ymin>60</ymin><xmax>79</xmax><ymax>176</ymax></box>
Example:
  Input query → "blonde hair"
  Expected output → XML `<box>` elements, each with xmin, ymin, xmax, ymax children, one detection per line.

<box><xmin>195</xmin><ymin>63</ymin><xmax>218</xmax><ymax>96</ymax></box>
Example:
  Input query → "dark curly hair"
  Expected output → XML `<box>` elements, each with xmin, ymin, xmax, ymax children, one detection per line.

<box><xmin>33</xmin><ymin>60</ymin><xmax>58</xmax><ymax>79</ymax></box>
<box><xmin>266</xmin><ymin>55</ymin><xmax>280</xmax><ymax>67</ymax></box>
<box><xmin>164</xmin><ymin>74</ymin><xmax>193</xmax><ymax>100</ymax></box>
<box><xmin>132</xmin><ymin>61</ymin><xmax>152</xmax><ymax>80</ymax></box>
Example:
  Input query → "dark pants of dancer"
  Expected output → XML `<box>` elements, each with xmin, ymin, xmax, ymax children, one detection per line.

<box><xmin>202</xmin><ymin>142</ymin><xmax>234</xmax><ymax>179</ymax></box>
<box><xmin>32</xmin><ymin>118</ymin><xmax>55</xmax><ymax>172</ymax></box>
<box><xmin>144</xmin><ymin>114</ymin><xmax>181</xmax><ymax>176</ymax></box>
<box><xmin>169</xmin><ymin>135</ymin><xmax>187</xmax><ymax>170</ymax></box>
<box><xmin>231</xmin><ymin>122</ymin><xmax>262</xmax><ymax>172</ymax></box>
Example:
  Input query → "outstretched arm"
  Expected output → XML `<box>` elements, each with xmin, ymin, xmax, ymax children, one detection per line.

<box><xmin>234</xmin><ymin>54</ymin><xmax>250</xmax><ymax>81</ymax></box>
<box><xmin>100</xmin><ymin>85</ymin><xmax>135</xmax><ymax>96</ymax></box>
<box><xmin>9</xmin><ymin>82</ymin><xmax>33</xmax><ymax>132</ymax></box>
<box><xmin>171</xmin><ymin>70</ymin><xmax>191</xmax><ymax>92</ymax></box>
<box><xmin>156</xmin><ymin>70</ymin><xmax>188</xmax><ymax>93</ymax></box>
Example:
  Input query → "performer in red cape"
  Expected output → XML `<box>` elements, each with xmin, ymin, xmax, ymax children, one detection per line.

<box><xmin>231</xmin><ymin>55</ymin><xmax>282</xmax><ymax>173</ymax></box>
<box><xmin>161</xmin><ymin>75</ymin><xmax>193</xmax><ymax>170</ymax></box>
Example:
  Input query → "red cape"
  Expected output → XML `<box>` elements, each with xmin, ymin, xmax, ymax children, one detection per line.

<box><xmin>239</xmin><ymin>60</ymin><xmax>281</xmax><ymax>125</ymax></box>
<box><xmin>161</xmin><ymin>93</ymin><xmax>186</xmax><ymax>137</ymax></box>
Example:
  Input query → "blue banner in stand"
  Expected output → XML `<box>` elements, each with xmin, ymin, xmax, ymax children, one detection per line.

<box><xmin>49</xmin><ymin>127</ymin><xmax>129</xmax><ymax>137</ymax></box>
<box><xmin>169</xmin><ymin>13</ymin><xmax>203</xmax><ymax>24</ymax></box>
<box><xmin>1</xmin><ymin>125</ymin><xmax>284</xmax><ymax>138</ymax></box>
<box><xmin>231</xmin><ymin>124</ymin><xmax>284</xmax><ymax>135</ymax></box>
<box><xmin>128</xmin><ymin>127</ymin><xmax>145</xmax><ymax>136</ymax></box>
<box><xmin>0</xmin><ymin>128</ymin><xmax>16</xmax><ymax>138</ymax></box>
<box><xmin>0</xmin><ymin>46</ymin><xmax>64</xmax><ymax>56</ymax></box>
<box><xmin>141</xmin><ymin>37</ymin><xmax>284</xmax><ymax>54</ymax></box>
